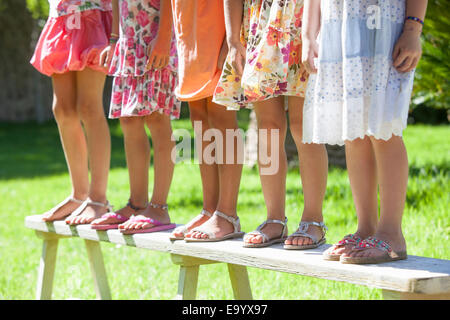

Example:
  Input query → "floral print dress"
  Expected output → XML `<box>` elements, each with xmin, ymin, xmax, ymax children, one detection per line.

<box><xmin>109</xmin><ymin>0</ymin><xmax>181</xmax><ymax>118</ymax></box>
<box><xmin>213</xmin><ymin>0</ymin><xmax>307</xmax><ymax>110</ymax></box>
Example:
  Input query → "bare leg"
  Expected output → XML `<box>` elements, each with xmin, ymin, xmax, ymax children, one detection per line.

<box><xmin>284</xmin><ymin>96</ymin><xmax>328</xmax><ymax>247</ymax></box>
<box><xmin>324</xmin><ymin>136</ymin><xmax>378</xmax><ymax>257</ymax></box>
<box><xmin>171</xmin><ymin>99</ymin><xmax>219</xmax><ymax>238</ymax></box>
<box><xmin>92</xmin><ymin>116</ymin><xmax>149</xmax><ymax>226</ymax></box>
<box><xmin>120</xmin><ymin>112</ymin><xmax>175</xmax><ymax>231</ymax></box>
<box><xmin>66</xmin><ymin>68</ymin><xmax>111</xmax><ymax>225</ymax></box>
<box><xmin>244</xmin><ymin>96</ymin><xmax>288</xmax><ymax>244</ymax></box>
<box><xmin>187</xmin><ymin>97</ymin><xmax>243</xmax><ymax>239</ymax></box>
<box><xmin>343</xmin><ymin>136</ymin><xmax>407</xmax><ymax>259</ymax></box>
<box><xmin>41</xmin><ymin>72</ymin><xmax>89</xmax><ymax>221</ymax></box>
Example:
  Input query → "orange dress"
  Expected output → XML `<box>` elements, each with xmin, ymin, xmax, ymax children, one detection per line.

<box><xmin>171</xmin><ymin>0</ymin><xmax>225</xmax><ymax>101</ymax></box>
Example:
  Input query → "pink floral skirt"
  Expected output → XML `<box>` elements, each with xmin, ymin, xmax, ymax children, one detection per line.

<box><xmin>109</xmin><ymin>68</ymin><xmax>181</xmax><ymax>119</ymax></box>
<box><xmin>30</xmin><ymin>9</ymin><xmax>112</xmax><ymax>76</ymax></box>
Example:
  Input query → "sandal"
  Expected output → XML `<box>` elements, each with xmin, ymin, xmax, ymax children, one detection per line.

<box><xmin>340</xmin><ymin>236</ymin><xmax>407</xmax><ymax>264</ymax></box>
<box><xmin>243</xmin><ymin>218</ymin><xmax>288</xmax><ymax>248</ymax></box>
<box><xmin>41</xmin><ymin>196</ymin><xmax>86</xmax><ymax>221</ymax></box>
<box><xmin>119</xmin><ymin>202</ymin><xmax>176</xmax><ymax>235</ymax></box>
<box><xmin>91</xmin><ymin>199</ymin><xmax>146</xmax><ymax>230</ymax></box>
<box><xmin>169</xmin><ymin>209</ymin><xmax>213</xmax><ymax>240</ymax></box>
<box><xmin>65</xmin><ymin>199</ymin><xmax>113</xmax><ymax>225</ymax></box>
<box><xmin>184</xmin><ymin>211</ymin><xmax>245</xmax><ymax>242</ymax></box>
<box><xmin>283</xmin><ymin>221</ymin><xmax>328</xmax><ymax>250</ymax></box>
<box><xmin>322</xmin><ymin>234</ymin><xmax>362</xmax><ymax>261</ymax></box>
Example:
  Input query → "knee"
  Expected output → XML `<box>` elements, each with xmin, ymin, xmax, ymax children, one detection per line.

<box><xmin>189</xmin><ymin>107</ymin><xmax>208</xmax><ymax>124</ymax></box>
<box><xmin>77</xmin><ymin>98</ymin><xmax>106</xmax><ymax>123</ymax></box>
<box><xmin>289</xmin><ymin>117</ymin><xmax>303</xmax><ymax>144</ymax></box>
<box><xmin>257</xmin><ymin>116</ymin><xmax>287</xmax><ymax>134</ymax></box>
<box><xmin>52</xmin><ymin>99</ymin><xmax>77</xmax><ymax>123</ymax></box>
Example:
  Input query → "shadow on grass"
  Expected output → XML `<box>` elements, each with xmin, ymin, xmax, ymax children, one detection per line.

<box><xmin>0</xmin><ymin>120</ymin><xmax>127</xmax><ymax>180</ymax></box>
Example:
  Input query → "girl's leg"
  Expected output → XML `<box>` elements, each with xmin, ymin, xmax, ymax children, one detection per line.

<box><xmin>66</xmin><ymin>68</ymin><xmax>111</xmax><ymax>224</ymax></box>
<box><xmin>120</xmin><ymin>112</ymin><xmax>175</xmax><ymax>230</ymax></box>
<box><xmin>187</xmin><ymin>97</ymin><xmax>243</xmax><ymax>239</ymax></box>
<box><xmin>92</xmin><ymin>116</ymin><xmax>150</xmax><ymax>226</ymax></box>
<box><xmin>332</xmin><ymin>137</ymin><xmax>379</xmax><ymax>256</ymax></box>
<box><xmin>344</xmin><ymin>136</ymin><xmax>408</xmax><ymax>259</ymax></box>
<box><xmin>42</xmin><ymin>72</ymin><xmax>89</xmax><ymax>221</ymax></box>
<box><xmin>284</xmin><ymin>96</ymin><xmax>328</xmax><ymax>247</ymax></box>
<box><xmin>244</xmin><ymin>96</ymin><xmax>288</xmax><ymax>244</ymax></box>
<box><xmin>171</xmin><ymin>99</ymin><xmax>219</xmax><ymax>237</ymax></box>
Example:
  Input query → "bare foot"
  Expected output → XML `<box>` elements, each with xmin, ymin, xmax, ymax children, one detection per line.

<box><xmin>41</xmin><ymin>197</ymin><xmax>86</xmax><ymax>222</ymax></box>
<box><xmin>244</xmin><ymin>220</ymin><xmax>286</xmax><ymax>244</ymax></box>
<box><xmin>171</xmin><ymin>209</ymin><xmax>212</xmax><ymax>239</ymax></box>
<box><xmin>118</xmin><ymin>203</ymin><xmax>171</xmax><ymax>231</ymax></box>
<box><xmin>284</xmin><ymin>222</ymin><xmax>326</xmax><ymax>247</ymax></box>
<box><xmin>65</xmin><ymin>199</ymin><xmax>111</xmax><ymax>225</ymax></box>
<box><xmin>185</xmin><ymin>211</ymin><xmax>238</xmax><ymax>240</ymax></box>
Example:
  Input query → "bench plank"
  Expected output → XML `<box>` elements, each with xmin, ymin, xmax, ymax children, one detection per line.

<box><xmin>26</xmin><ymin>215</ymin><xmax>450</xmax><ymax>296</ymax></box>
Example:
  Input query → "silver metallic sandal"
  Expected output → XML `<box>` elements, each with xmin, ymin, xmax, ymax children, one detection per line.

<box><xmin>65</xmin><ymin>198</ymin><xmax>113</xmax><ymax>225</ymax></box>
<box><xmin>169</xmin><ymin>209</ymin><xmax>213</xmax><ymax>240</ymax></box>
<box><xmin>283</xmin><ymin>221</ymin><xmax>328</xmax><ymax>250</ymax></box>
<box><xmin>243</xmin><ymin>218</ymin><xmax>288</xmax><ymax>248</ymax></box>
<box><xmin>184</xmin><ymin>210</ymin><xmax>245</xmax><ymax>242</ymax></box>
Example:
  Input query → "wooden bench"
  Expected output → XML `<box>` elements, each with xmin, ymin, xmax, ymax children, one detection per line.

<box><xmin>25</xmin><ymin>215</ymin><xmax>450</xmax><ymax>300</ymax></box>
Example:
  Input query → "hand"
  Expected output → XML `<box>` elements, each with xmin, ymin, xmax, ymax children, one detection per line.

<box><xmin>392</xmin><ymin>29</ymin><xmax>422</xmax><ymax>73</ymax></box>
<box><xmin>301</xmin><ymin>37</ymin><xmax>319</xmax><ymax>75</ymax></box>
<box><xmin>217</xmin><ymin>40</ymin><xmax>229</xmax><ymax>70</ymax></box>
<box><xmin>147</xmin><ymin>36</ymin><xmax>171</xmax><ymax>70</ymax></box>
<box><xmin>228</xmin><ymin>40</ymin><xmax>246</xmax><ymax>76</ymax></box>
<box><xmin>99</xmin><ymin>43</ymin><xmax>116</xmax><ymax>69</ymax></box>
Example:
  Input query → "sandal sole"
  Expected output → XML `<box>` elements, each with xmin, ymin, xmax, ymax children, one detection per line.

<box><xmin>184</xmin><ymin>232</ymin><xmax>245</xmax><ymax>243</ymax></box>
<box><xmin>340</xmin><ymin>252</ymin><xmax>407</xmax><ymax>264</ymax></box>
<box><xmin>283</xmin><ymin>238</ymin><xmax>326</xmax><ymax>250</ymax></box>
<box><xmin>243</xmin><ymin>237</ymin><xmax>287</xmax><ymax>248</ymax></box>
<box><xmin>120</xmin><ymin>223</ymin><xmax>177</xmax><ymax>235</ymax></box>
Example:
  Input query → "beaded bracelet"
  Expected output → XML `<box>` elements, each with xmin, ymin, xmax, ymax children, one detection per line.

<box><xmin>406</xmin><ymin>16</ymin><xmax>424</xmax><ymax>26</ymax></box>
<box><xmin>109</xmin><ymin>37</ymin><xmax>118</xmax><ymax>44</ymax></box>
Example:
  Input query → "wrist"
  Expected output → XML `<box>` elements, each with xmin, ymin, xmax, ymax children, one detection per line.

<box><xmin>227</xmin><ymin>35</ymin><xmax>241</xmax><ymax>48</ymax></box>
<box><xmin>403</xmin><ymin>20</ymin><xmax>422</xmax><ymax>36</ymax></box>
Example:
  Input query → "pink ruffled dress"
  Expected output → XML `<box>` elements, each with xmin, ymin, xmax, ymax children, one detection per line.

<box><xmin>108</xmin><ymin>0</ymin><xmax>180</xmax><ymax>119</ymax></box>
<box><xmin>30</xmin><ymin>0</ymin><xmax>113</xmax><ymax>76</ymax></box>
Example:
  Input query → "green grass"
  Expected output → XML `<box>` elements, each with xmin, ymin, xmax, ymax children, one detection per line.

<box><xmin>0</xmin><ymin>118</ymin><xmax>448</xmax><ymax>300</ymax></box>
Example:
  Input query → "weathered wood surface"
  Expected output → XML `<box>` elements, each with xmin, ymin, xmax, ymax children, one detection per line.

<box><xmin>26</xmin><ymin>215</ymin><xmax>450</xmax><ymax>296</ymax></box>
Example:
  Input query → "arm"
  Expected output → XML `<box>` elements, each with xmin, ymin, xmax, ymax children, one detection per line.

<box><xmin>393</xmin><ymin>0</ymin><xmax>428</xmax><ymax>72</ymax></box>
<box><xmin>99</xmin><ymin>0</ymin><xmax>120</xmax><ymax>67</ymax></box>
<box><xmin>301</xmin><ymin>0</ymin><xmax>321</xmax><ymax>74</ymax></box>
<box><xmin>224</xmin><ymin>0</ymin><xmax>246</xmax><ymax>76</ymax></box>
<box><xmin>147</xmin><ymin>0</ymin><xmax>174</xmax><ymax>69</ymax></box>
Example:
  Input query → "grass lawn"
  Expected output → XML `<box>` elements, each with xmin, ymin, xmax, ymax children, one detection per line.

<box><xmin>0</xmin><ymin>115</ymin><xmax>448</xmax><ymax>300</ymax></box>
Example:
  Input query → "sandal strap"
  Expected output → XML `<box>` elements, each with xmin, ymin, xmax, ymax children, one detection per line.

<box><xmin>213</xmin><ymin>211</ymin><xmax>241</xmax><ymax>233</ymax></box>
<box><xmin>335</xmin><ymin>234</ymin><xmax>362</xmax><ymax>247</ymax></box>
<box><xmin>201</xmin><ymin>209</ymin><xmax>213</xmax><ymax>217</ymax></box>
<box><xmin>128</xmin><ymin>216</ymin><xmax>164</xmax><ymax>226</ymax></box>
<box><xmin>247</xmin><ymin>217</ymin><xmax>288</xmax><ymax>243</ymax></box>
<box><xmin>148</xmin><ymin>202</ymin><xmax>168</xmax><ymax>211</ymax></box>
<box><xmin>289</xmin><ymin>221</ymin><xmax>327</xmax><ymax>243</ymax></box>
<box><xmin>355</xmin><ymin>236</ymin><xmax>393</xmax><ymax>253</ymax></box>
<box><xmin>70</xmin><ymin>199</ymin><xmax>113</xmax><ymax>217</ymax></box>
<box><xmin>101</xmin><ymin>212</ymin><xmax>129</xmax><ymax>222</ymax></box>
<box><xmin>69</xmin><ymin>197</ymin><xmax>86</xmax><ymax>204</ymax></box>
<box><xmin>127</xmin><ymin>199</ymin><xmax>147</xmax><ymax>212</ymax></box>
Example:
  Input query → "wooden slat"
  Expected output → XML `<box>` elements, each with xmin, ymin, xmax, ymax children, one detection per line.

<box><xmin>25</xmin><ymin>215</ymin><xmax>450</xmax><ymax>295</ymax></box>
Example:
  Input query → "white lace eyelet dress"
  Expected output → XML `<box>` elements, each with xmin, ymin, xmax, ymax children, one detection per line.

<box><xmin>303</xmin><ymin>0</ymin><xmax>415</xmax><ymax>146</ymax></box>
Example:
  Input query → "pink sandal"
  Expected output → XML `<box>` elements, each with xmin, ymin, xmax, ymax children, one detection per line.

<box><xmin>119</xmin><ymin>203</ymin><xmax>176</xmax><ymax>235</ymax></box>
<box><xmin>91</xmin><ymin>199</ymin><xmax>146</xmax><ymax>230</ymax></box>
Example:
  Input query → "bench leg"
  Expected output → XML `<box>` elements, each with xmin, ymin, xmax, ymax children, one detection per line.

<box><xmin>176</xmin><ymin>265</ymin><xmax>200</xmax><ymax>300</ymax></box>
<box><xmin>36</xmin><ymin>237</ymin><xmax>59</xmax><ymax>300</ymax></box>
<box><xmin>84</xmin><ymin>239</ymin><xmax>111</xmax><ymax>300</ymax></box>
<box><xmin>227</xmin><ymin>264</ymin><xmax>253</xmax><ymax>300</ymax></box>
<box><xmin>382</xmin><ymin>290</ymin><xmax>450</xmax><ymax>300</ymax></box>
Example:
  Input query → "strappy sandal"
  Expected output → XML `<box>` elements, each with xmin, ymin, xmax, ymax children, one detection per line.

<box><xmin>283</xmin><ymin>221</ymin><xmax>328</xmax><ymax>250</ymax></box>
<box><xmin>41</xmin><ymin>196</ymin><xmax>86</xmax><ymax>221</ymax></box>
<box><xmin>169</xmin><ymin>209</ymin><xmax>213</xmax><ymax>240</ymax></box>
<box><xmin>184</xmin><ymin>211</ymin><xmax>245</xmax><ymax>243</ymax></box>
<box><xmin>119</xmin><ymin>202</ymin><xmax>176</xmax><ymax>235</ymax></box>
<box><xmin>243</xmin><ymin>218</ymin><xmax>288</xmax><ymax>248</ymax></box>
<box><xmin>340</xmin><ymin>236</ymin><xmax>407</xmax><ymax>264</ymax></box>
<box><xmin>322</xmin><ymin>234</ymin><xmax>362</xmax><ymax>261</ymax></box>
<box><xmin>65</xmin><ymin>199</ymin><xmax>114</xmax><ymax>225</ymax></box>
<box><xmin>91</xmin><ymin>199</ymin><xmax>147</xmax><ymax>230</ymax></box>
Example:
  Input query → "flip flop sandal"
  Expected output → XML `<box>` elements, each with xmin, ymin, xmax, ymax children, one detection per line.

<box><xmin>243</xmin><ymin>218</ymin><xmax>288</xmax><ymax>248</ymax></box>
<box><xmin>41</xmin><ymin>196</ymin><xmax>85</xmax><ymax>221</ymax></box>
<box><xmin>283</xmin><ymin>221</ymin><xmax>328</xmax><ymax>250</ymax></box>
<box><xmin>65</xmin><ymin>199</ymin><xmax>114</xmax><ymax>225</ymax></box>
<box><xmin>119</xmin><ymin>202</ymin><xmax>176</xmax><ymax>235</ymax></box>
<box><xmin>340</xmin><ymin>236</ymin><xmax>407</xmax><ymax>264</ymax></box>
<box><xmin>184</xmin><ymin>210</ymin><xmax>245</xmax><ymax>243</ymax></box>
<box><xmin>91</xmin><ymin>199</ymin><xmax>146</xmax><ymax>230</ymax></box>
<box><xmin>169</xmin><ymin>209</ymin><xmax>213</xmax><ymax>240</ymax></box>
<box><xmin>322</xmin><ymin>234</ymin><xmax>362</xmax><ymax>261</ymax></box>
